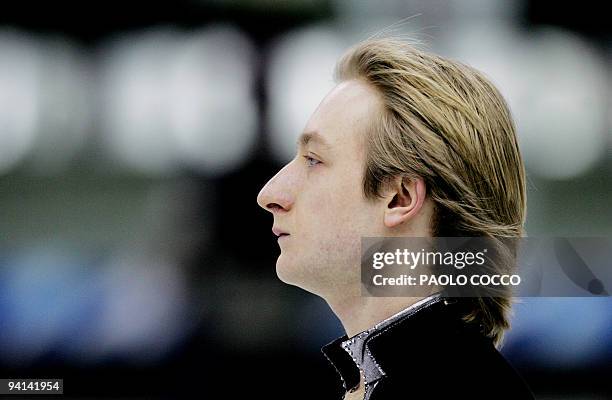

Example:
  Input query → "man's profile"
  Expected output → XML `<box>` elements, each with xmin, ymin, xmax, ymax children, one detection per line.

<box><xmin>257</xmin><ymin>37</ymin><xmax>534</xmax><ymax>400</ymax></box>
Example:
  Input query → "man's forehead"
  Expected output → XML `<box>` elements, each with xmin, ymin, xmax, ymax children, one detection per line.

<box><xmin>299</xmin><ymin>80</ymin><xmax>381</xmax><ymax>151</ymax></box>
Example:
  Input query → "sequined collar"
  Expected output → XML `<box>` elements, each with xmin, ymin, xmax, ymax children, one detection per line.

<box><xmin>321</xmin><ymin>293</ymin><xmax>444</xmax><ymax>398</ymax></box>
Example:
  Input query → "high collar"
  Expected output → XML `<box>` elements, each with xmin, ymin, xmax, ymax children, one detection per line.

<box><xmin>321</xmin><ymin>294</ymin><xmax>482</xmax><ymax>397</ymax></box>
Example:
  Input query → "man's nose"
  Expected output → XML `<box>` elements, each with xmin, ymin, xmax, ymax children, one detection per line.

<box><xmin>256</xmin><ymin>166</ymin><xmax>295</xmax><ymax>214</ymax></box>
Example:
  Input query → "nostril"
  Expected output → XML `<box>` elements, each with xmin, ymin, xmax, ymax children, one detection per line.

<box><xmin>267</xmin><ymin>203</ymin><xmax>284</xmax><ymax>212</ymax></box>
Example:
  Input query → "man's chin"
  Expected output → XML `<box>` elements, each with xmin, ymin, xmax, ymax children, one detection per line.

<box><xmin>275</xmin><ymin>257</ymin><xmax>298</xmax><ymax>285</ymax></box>
<box><xmin>275</xmin><ymin>257</ymin><xmax>314</xmax><ymax>291</ymax></box>
<box><xmin>277</xmin><ymin>258</ymin><xmax>364</xmax><ymax>302</ymax></box>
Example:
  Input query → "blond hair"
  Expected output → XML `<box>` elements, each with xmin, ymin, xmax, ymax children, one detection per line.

<box><xmin>335</xmin><ymin>38</ymin><xmax>527</xmax><ymax>345</ymax></box>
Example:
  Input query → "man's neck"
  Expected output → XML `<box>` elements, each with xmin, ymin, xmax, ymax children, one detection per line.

<box><xmin>326</xmin><ymin>295</ymin><xmax>428</xmax><ymax>338</ymax></box>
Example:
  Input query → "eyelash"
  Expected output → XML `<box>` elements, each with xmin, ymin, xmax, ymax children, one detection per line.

<box><xmin>303</xmin><ymin>155</ymin><xmax>321</xmax><ymax>167</ymax></box>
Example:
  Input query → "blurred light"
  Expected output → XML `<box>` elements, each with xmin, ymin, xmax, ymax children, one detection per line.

<box><xmin>0</xmin><ymin>247</ymin><xmax>190</xmax><ymax>365</ymax></box>
<box><xmin>504</xmin><ymin>298</ymin><xmax>612</xmax><ymax>368</ymax></box>
<box><xmin>267</xmin><ymin>25</ymin><xmax>347</xmax><ymax>162</ymax></box>
<box><xmin>0</xmin><ymin>30</ymin><xmax>41</xmax><ymax>174</ymax></box>
<box><xmin>0</xmin><ymin>246</ymin><xmax>102</xmax><ymax>365</ymax></box>
<box><xmin>98</xmin><ymin>25</ymin><xmax>257</xmax><ymax>177</ymax></box>
<box><xmin>437</xmin><ymin>19</ymin><xmax>526</xmax><ymax>102</ymax></box>
<box><xmin>26</xmin><ymin>37</ymin><xmax>93</xmax><ymax>175</ymax></box>
<box><xmin>168</xmin><ymin>25</ymin><xmax>257</xmax><ymax>176</ymax></box>
<box><xmin>441</xmin><ymin>24</ymin><xmax>608</xmax><ymax>180</ymax></box>
<box><xmin>97</xmin><ymin>28</ymin><xmax>182</xmax><ymax>175</ymax></box>
<box><xmin>94</xmin><ymin>253</ymin><xmax>188</xmax><ymax>363</ymax></box>
<box><xmin>609</xmin><ymin>44</ymin><xmax>612</xmax><ymax>149</ymax></box>
<box><xmin>515</xmin><ymin>28</ymin><xmax>608</xmax><ymax>180</ymax></box>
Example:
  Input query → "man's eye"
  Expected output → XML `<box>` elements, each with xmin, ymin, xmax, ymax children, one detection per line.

<box><xmin>303</xmin><ymin>155</ymin><xmax>321</xmax><ymax>167</ymax></box>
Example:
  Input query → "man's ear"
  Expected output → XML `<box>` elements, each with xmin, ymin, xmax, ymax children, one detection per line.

<box><xmin>383</xmin><ymin>176</ymin><xmax>427</xmax><ymax>228</ymax></box>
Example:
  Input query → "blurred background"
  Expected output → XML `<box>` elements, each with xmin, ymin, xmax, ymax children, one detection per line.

<box><xmin>0</xmin><ymin>0</ymin><xmax>610</xmax><ymax>398</ymax></box>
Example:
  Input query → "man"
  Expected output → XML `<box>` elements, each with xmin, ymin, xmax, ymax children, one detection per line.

<box><xmin>257</xmin><ymin>37</ymin><xmax>534</xmax><ymax>399</ymax></box>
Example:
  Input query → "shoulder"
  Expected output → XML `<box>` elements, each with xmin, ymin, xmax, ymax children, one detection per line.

<box><xmin>370</xmin><ymin>341</ymin><xmax>535</xmax><ymax>400</ymax></box>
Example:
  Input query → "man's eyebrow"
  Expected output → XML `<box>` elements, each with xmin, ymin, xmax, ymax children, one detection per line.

<box><xmin>297</xmin><ymin>131</ymin><xmax>330</xmax><ymax>149</ymax></box>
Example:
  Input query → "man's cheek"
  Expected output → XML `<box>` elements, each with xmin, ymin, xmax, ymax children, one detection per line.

<box><xmin>314</xmin><ymin>189</ymin><xmax>338</xmax><ymax>213</ymax></box>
